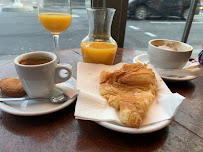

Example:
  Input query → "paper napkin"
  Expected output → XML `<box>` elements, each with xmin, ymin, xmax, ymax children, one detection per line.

<box><xmin>74</xmin><ymin>62</ymin><xmax>185</xmax><ymax>127</ymax></box>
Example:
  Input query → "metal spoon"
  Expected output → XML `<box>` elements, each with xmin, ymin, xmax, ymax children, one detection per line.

<box><xmin>50</xmin><ymin>93</ymin><xmax>71</xmax><ymax>103</ymax></box>
<box><xmin>51</xmin><ymin>91</ymin><xmax>78</xmax><ymax>103</ymax></box>
<box><xmin>0</xmin><ymin>92</ymin><xmax>78</xmax><ymax>104</ymax></box>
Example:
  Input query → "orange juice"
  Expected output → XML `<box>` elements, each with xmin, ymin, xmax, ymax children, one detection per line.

<box><xmin>39</xmin><ymin>13</ymin><xmax>72</xmax><ymax>34</ymax></box>
<box><xmin>81</xmin><ymin>41</ymin><xmax>117</xmax><ymax>65</ymax></box>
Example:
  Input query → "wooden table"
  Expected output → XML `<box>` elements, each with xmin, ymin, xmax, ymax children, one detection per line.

<box><xmin>0</xmin><ymin>48</ymin><xmax>202</xmax><ymax>152</ymax></box>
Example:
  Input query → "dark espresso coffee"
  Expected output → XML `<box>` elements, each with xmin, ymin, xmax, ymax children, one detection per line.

<box><xmin>19</xmin><ymin>57</ymin><xmax>52</xmax><ymax>65</ymax></box>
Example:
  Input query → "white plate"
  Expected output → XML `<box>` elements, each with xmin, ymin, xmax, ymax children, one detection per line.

<box><xmin>133</xmin><ymin>54</ymin><xmax>198</xmax><ymax>82</ymax></box>
<box><xmin>96</xmin><ymin>119</ymin><xmax>172</xmax><ymax>134</ymax></box>
<box><xmin>0</xmin><ymin>77</ymin><xmax>77</xmax><ymax>116</ymax></box>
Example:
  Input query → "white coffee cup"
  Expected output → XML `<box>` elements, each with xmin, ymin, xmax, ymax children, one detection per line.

<box><xmin>14</xmin><ymin>51</ymin><xmax>72</xmax><ymax>98</ymax></box>
<box><xmin>148</xmin><ymin>39</ymin><xmax>193</xmax><ymax>69</ymax></box>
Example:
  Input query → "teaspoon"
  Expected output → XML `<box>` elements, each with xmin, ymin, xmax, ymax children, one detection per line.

<box><xmin>0</xmin><ymin>92</ymin><xmax>78</xmax><ymax>104</ymax></box>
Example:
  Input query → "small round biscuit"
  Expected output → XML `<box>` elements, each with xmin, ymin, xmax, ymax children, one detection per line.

<box><xmin>0</xmin><ymin>78</ymin><xmax>26</xmax><ymax>97</ymax></box>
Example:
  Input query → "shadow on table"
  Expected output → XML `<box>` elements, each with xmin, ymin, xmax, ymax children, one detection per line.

<box><xmin>165</xmin><ymin>80</ymin><xmax>196</xmax><ymax>97</ymax></box>
<box><xmin>1</xmin><ymin>100</ymin><xmax>169</xmax><ymax>151</ymax></box>
<box><xmin>0</xmin><ymin>102</ymin><xmax>77</xmax><ymax>142</ymax></box>
<box><xmin>75</xmin><ymin>120</ymin><xmax>169</xmax><ymax>151</ymax></box>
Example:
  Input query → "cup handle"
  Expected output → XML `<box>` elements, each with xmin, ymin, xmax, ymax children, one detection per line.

<box><xmin>55</xmin><ymin>64</ymin><xmax>72</xmax><ymax>84</ymax></box>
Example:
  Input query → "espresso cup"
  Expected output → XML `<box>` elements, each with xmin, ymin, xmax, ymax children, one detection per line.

<box><xmin>14</xmin><ymin>51</ymin><xmax>72</xmax><ymax>98</ymax></box>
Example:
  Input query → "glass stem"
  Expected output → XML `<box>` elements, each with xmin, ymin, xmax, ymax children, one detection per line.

<box><xmin>53</xmin><ymin>34</ymin><xmax>60</xmax><ymax>64</ymax></box>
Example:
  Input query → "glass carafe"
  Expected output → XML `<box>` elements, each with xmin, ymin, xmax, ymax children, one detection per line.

<box><xmin>81</xmin><ymin>8</ymin><xmax>117</xmax><ymax>65</ymax></box>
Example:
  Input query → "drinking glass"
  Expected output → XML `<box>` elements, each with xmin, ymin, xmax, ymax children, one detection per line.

<box><xmin>38</xmin><ymin>0</ymin><xmax>72</xmax><ymax>63</ymax></box>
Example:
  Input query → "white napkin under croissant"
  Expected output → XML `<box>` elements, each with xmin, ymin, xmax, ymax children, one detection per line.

<box><xmin>74</xmin><ymin>62</ymin><xmax>185</xmax><ymax>127</ymax></box>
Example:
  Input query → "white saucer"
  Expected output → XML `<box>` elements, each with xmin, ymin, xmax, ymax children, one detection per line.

<box><xmin>133</xmin><ymin>54</ymin><xmax>198</xmax><ymax>82</ymax></box>
<box><xmin>97</xmin><ymin>119</ymin><xmax>172</xmax><ymax>134</ymax></box>
<box><xmin>0</xmin><ymin>77</ymin><xmax>77</xmax><ymax>116</ymax></box>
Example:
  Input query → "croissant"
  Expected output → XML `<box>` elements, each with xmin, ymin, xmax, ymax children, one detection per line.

<box><xmin>100</xmin><ymin>63</ymin><xmax>158</xmax><ymax>127</ymax></box>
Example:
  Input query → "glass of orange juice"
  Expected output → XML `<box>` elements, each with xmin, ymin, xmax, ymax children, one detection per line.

<box><xmin>81</xmin><ymin>8</ymin><xmax>117</xmax><ymax>65</ymax></box>
<box><xmin>38</xmin><ymin>0</ymin><xmax>72</xmax><ymax>63</ymax></box>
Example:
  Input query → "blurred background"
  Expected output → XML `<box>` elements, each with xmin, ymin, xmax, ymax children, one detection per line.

<box><xmin>0</xmin><ymin>0</ymin><xmax>202</xmax><ymax>65</ymax></box>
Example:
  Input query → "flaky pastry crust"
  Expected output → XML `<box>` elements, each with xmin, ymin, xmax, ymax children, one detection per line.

<box><xmin>100</xmin><ymin>63</ymin><xmax>158</xmax><ymax>127</ymax></box>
